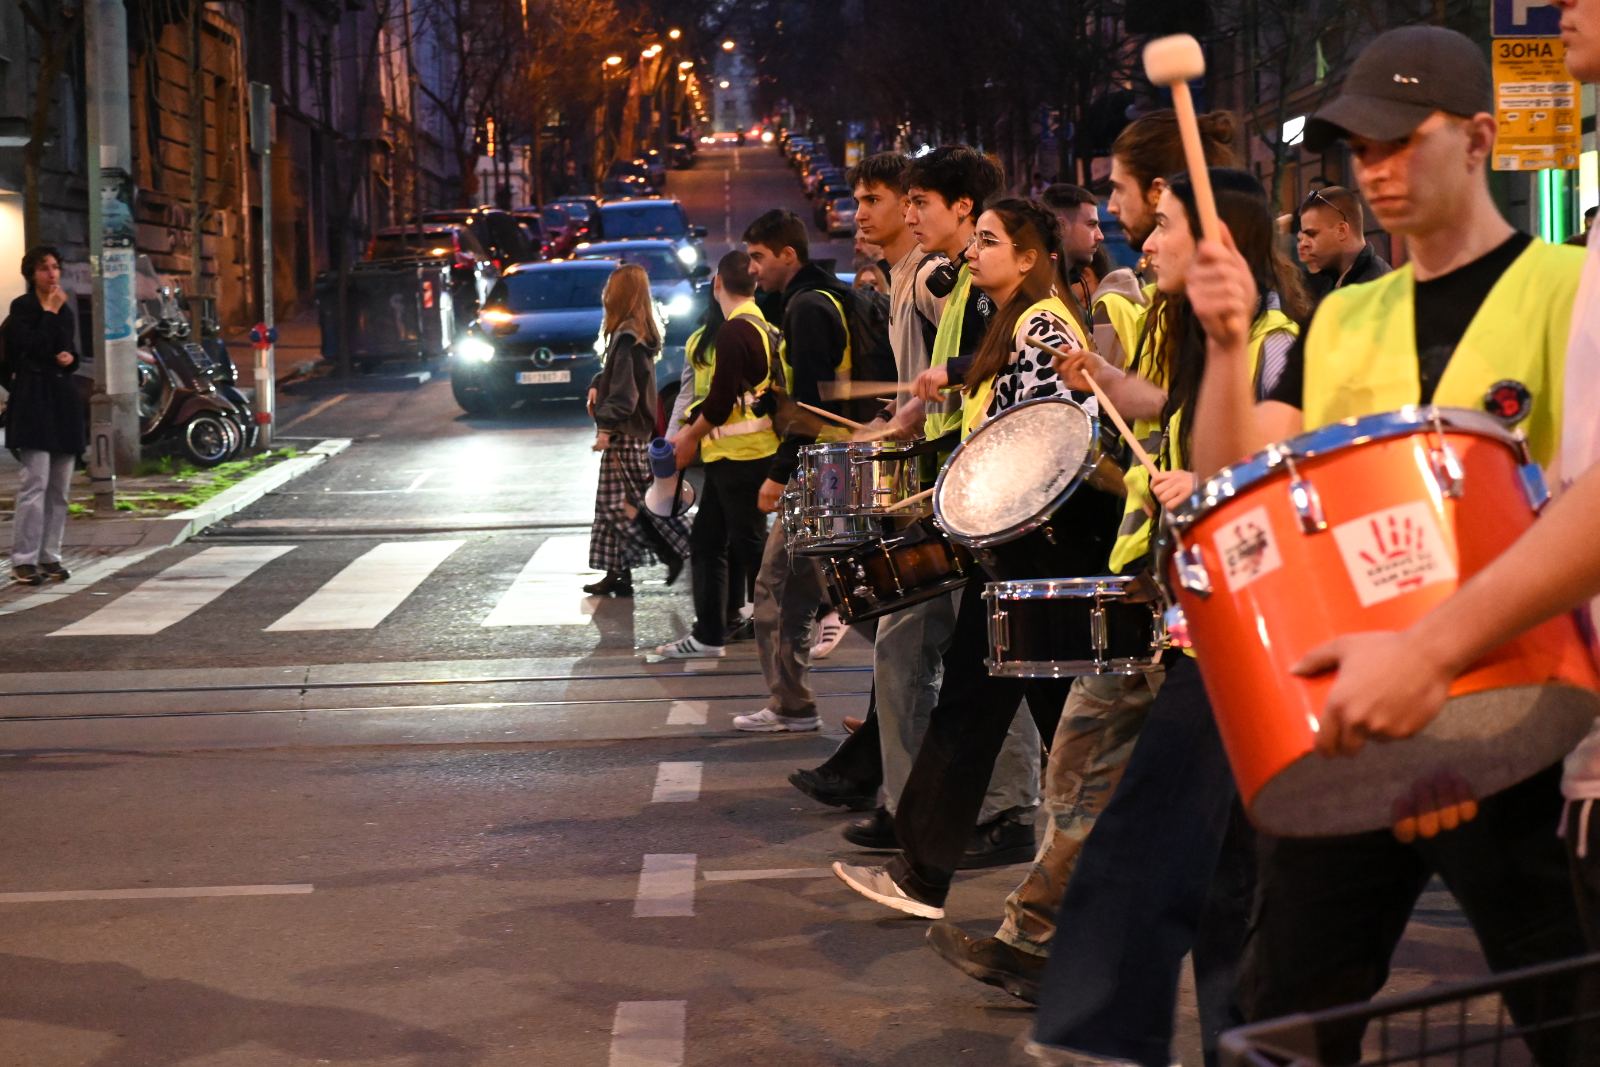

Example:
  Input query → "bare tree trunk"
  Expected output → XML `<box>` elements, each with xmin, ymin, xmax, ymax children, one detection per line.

<box><xmin>189</xmin><ymin>0</ymin><xmax>207</xmax><ymax>332</ymax></box>
<box><xmin>20</xmin><ymin>3</ymin><xmax>80</xmax><ymax>247</ymax></box>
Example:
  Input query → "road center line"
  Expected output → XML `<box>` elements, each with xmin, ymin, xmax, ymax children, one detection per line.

<box><xmin>665</xmin><ymin>700</ymin><xmax>708</xmax><ymax>726</ymax></box>
<box><xmin>281</xmin><ymin>394</ymin><xmax>347</xmax><ymax>430</ymax></box>
<box><xmin>634</xmin><ymin>854</ymin><xmax>696</xmax><ymax>917</ymax></box>
<box><xmin>404</xmin><ymin>469</ymin><xmax>434</xmax><ymax>492</ymax></box>
<box><xmin>609</xmin><ymin>1001</ymin><xmax>686</xmax><ymax>1067</ymax></box>
<box><xmin>0</xmin><ymin>883</ymin><xmax>314</xmax><ymax>903</ymax></box>
<box><xmin>701</xmin><ymin>868</ymin><xmax>834</xmax><ymax>882</ymax></box>
<box><xmin>651</xmin><ymin>762</ymin><xmax>702</xmax><ymax>803</ymax></box>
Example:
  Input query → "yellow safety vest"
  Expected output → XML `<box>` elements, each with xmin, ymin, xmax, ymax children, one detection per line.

<box><xmin>777</xmin><ymin>290</ymin><xmax>854</xmax><ymax>444</ymax></box>
<box><xmin>959</xmin><ymin>295</ymin><xmax>1075</xmax><ymax>439</ymax></box>
<box><xmin>923</xmin><ymin>263</ymin><xmax>973</xmax><ymax>441</ymax></box>
<box><xmin>1302</xmin><ymin>239</ymin><xmax>1580</xmax><ymax>467</ymax></box>
<box><xmin>1107</xmin><ymin>309</ymin><xmax>1298</xmax><ymax>574</ymax></box>
<box><xmin>691</xmin><ymin>299</ymin><xmax>780</xmax><ymax>463</ymax></box>
<box><xmin>1092</xmin><ymin>283</ymin><xmax>1156</xmax><ymax>370</ymax></box>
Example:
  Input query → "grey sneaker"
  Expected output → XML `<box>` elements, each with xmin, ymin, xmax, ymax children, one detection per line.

<box><xmin>831</xmin><ymin>861</ymin><xmax>944</xmax><ymax>919</ymax></box>
<box><xmin>732</xmin><ymin>708</ymin><xmax>819</xmax><ymax>732</ymax></box>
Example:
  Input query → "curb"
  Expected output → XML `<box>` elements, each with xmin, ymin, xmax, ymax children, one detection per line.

<box><xmin>0</xmin><ymin>438</ymin><xmax>352</xmax><ymax>617</ymax></box>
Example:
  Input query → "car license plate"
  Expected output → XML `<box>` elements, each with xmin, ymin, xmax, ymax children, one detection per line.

<box><xmin>517</xmin><ymin>370</ymin><xmax>570</xmax><ymax>385</ymax></box>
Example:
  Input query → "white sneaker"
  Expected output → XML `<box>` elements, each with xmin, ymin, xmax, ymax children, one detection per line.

<box><xmin>653</xmin><ymin>634</ymin><xmax>726</xmax><ymax>659</ymax></box>
<box><xmin>732</xmin><ymin>707</ymin><xmax>819</xmax><ymax>732</ymax></box>
<box><xmin>810</xmin><ymin>611</ymin><xmax>849</xmax><ymax>658</ymax></box>
<box><xmin>831</xmin><ymin>861</ymin><xmax>944</xmax><ymax>919</ymax></box>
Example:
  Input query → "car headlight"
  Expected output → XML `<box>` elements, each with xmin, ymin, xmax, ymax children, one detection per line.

<box><xmin>454</xmin><ymin>335</ymin><xmax>495</xmax><ymax>363</ymax></box>
<box><xmin>666</xmin><ymin>293</ymin><xmax>695</xmax><ymax>321</ymax></box>
<box><xmin>675</xmin><ymin>244</ymin><xmax>699</xmax><ymax>266</ymax></box>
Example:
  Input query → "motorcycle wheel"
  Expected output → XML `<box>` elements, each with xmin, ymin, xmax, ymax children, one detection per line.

<box><xmin>182</xmin><ymin>413</ymin><xmax>238</xmax><ymax>467</ymax></box>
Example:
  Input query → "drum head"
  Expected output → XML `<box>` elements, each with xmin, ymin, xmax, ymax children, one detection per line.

<box><xmin>935</xmin><ymin>398</ymin><xmax>1095</xmax><ymax>545</ymax></box>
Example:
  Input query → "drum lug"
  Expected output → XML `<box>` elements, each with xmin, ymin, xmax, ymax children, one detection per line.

<box><xmin>1427</xmin><ymin>443</ymin><xmax>1466</xmax><ymax>500</ymax></box>
<box><xmin>1174</xmin><ymin>543</ymin><xmax>1212</xmax><ymax>598</ymax></box>
<box><xmin>1518</xmin><ymin>461</ymin><xmax>1551</xmax><ymax>512</ymax></box>
<box><xmin>1288</xmin><ymin>477</ymin><xmax>1327</xmax><ymax>533</ymax></box>
<box><xmin>1090</xmin><ymin>604</ymin><xmax>1107</xmax><ymax>653</ymax></box>
<box><xmin>984</xmin><ymin>585</ymin><xmax>1010</xmax><ymax>660</ymax></box>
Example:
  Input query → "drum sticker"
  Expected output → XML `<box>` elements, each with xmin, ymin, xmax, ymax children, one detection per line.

<box><xmin>1332</xmin><ymin>502</ymin><xmax>1458</xmax><ymax>608</ymax></box>
<box><xmin>1483</xmin><ymin>379</ymin><xmax>1532</xmax><ymax>426</ymax></box>
<box><xmin>1214</xmin><ymin>506</ymin><xmax>1283</xmax><ymax>591</ymax></box>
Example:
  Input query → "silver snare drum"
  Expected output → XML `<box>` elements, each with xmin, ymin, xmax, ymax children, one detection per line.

<box><xmin>983</xmin><ymin>576</ymin><xmax>1165</xmax><ymax>678</ymax></box>
<box><xmin>787</xmin><ymin>440</ymin><xmax>925</xmax><ymax>555</ymax></box>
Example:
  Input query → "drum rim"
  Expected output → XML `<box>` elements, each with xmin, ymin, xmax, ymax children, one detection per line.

<box><xmin>798</xmin><ymin>440</ymin><xmax>922</xmax><ymax>459</ymax></box>
<box><xmin>933</xmin><ymin>396</ymin><xmax>1101</xmax><ymax>547</ymax></box>
<box><xmin>985</xmin><ymin>657</ymin><xmax>1165</xmax><ymax>677</ymax></box>
<box><xmin>981</xmin><ymin>576</ymin><xmax>1143</xmax><ymax>599</ymax></box>
<box><xmin>1169</xmin><ymin>405</ymin><xmax>1528</xmax><ymax>532</ymax></box>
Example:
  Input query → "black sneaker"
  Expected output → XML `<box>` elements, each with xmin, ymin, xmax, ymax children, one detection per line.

<box><xmin>10</xmin><ymin>564</ymin><xmax>43</xmax><ymax>586</ymax></box>
<box><xmin>788</xmin><ymin>767</ymin><xmax>876</xmax><ymax>811</ymax></box>
<box><xmin>725</xmin><ymin>616</ymin><xmax>756</xmax><ymax>643</ymax></box>
<box><xmin>925</xmin><ymin>921</ymin><xmax>1045</xmax><ymax>1003</ymax></box>
<box><xmin>842</xmin><ymin>806</ymin><xmax>899</xmax><ymax>850</ymax></box>
<box><xmin>958</xmin><ymin>816</ymin><xmax>1036</xmax><ymax>870</ymax></box>
<box><xmin>40</xmin><ymin>561</ymin><xmax>69</xmax><ymax>582</ymax></box>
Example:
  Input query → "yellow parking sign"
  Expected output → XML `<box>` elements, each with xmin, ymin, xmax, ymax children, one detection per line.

<box><xmin>1492</xmin><ymin>36</ymin><xmax>1581</xmax><ymax>171</ymax></box>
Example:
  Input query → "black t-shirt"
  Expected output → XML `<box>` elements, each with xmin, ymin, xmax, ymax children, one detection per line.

<box><xmin>943</xmin><ymin>278</ymin><xmax>996</xmax><ymax>381</ymax></box>
<box><xmin>1267</xmin><ymin>232</ymin><xmax>1533</xmax><ymax>408</ymax></box>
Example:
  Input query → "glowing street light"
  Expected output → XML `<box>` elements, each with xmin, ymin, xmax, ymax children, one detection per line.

<box><xmin>678</xmin><ymin>60</ymin><xmax>693</xmax><ymax>70</ymax></box>
<box><xmin>721</xmin><ymin>39</ymin><xmax>735</xmax><ymax>51</ymax></box>
<box><xmin>604</xmin><ymin>55</ymin><xmax>623</xmax><ymax>67</ymax></box>
<box><xmin>718</xmin><ymin>79</ymin><xmax>730</xmax><ymax>89</ymax></box>
<box><xmin>668</xmin><ymin>28</ymin><xmax>682</xmax><ymax>40</ymax></box>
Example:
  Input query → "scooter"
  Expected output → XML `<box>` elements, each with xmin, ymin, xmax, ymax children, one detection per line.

<box><xmin>135</xmin><ymin>287</ymin><xmax>247</xmax><ymax>466</ymax></box>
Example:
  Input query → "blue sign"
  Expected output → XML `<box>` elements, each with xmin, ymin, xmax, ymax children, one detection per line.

<box><xmin>1492</xmin><ymin>0</ymin><xmax>1563</xmax><ymax>37</ymax></box>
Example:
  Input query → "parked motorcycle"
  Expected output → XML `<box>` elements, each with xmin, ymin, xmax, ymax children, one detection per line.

<box><xmin>135</xmin><ymin>287</ymin><xmax>250</xmax><ymax>466</ymax></box>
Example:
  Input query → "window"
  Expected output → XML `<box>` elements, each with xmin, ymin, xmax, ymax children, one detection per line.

<box><xmin>492</xmin><ymin>269</ymin><xmax>611</xmax><ymax>311</ymax></box>
<box><xmin>599</xmin><ymin>203</ymin><xmax>688</xmax><ymax>240</ymax></box>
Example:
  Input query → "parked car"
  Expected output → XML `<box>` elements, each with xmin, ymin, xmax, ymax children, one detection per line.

<box><xmin>667</xmin><ymin>138</ymin><xmax>696</xmax><ymax>169</ymax></box>
<box><xmin>418</xmin><ymin>207</ymin><xmax>535</xmax><ymax>271</ymax></box>
<box><xmin>597</xmin><ymin>197</ymin><xmax>707</xmax><ymax>270</ymax></box>
<box><xmin>572</xmin><ymin>239</ymin><xmax>710</xmax><ymax>351</ymax></box>
<box><xmin>510</xmin><ymin>208</ymin><xmax>547</xmax><ymax>258</ymax></box>
<box><xmin>544</xmin><ymin>196</ymin><xmax>605</xmax><ymax>256</ymax></box>
<box><xmin>602</xmin><ymin>158</ymin><xmax>654</xmax><ymax>197</ymax></box>
<box><xmin>448</xmin><ymin>259</ymin><xmax>683</xmax><ymax>418</ymax></box>
<box><xmin>822</xmin><ymin>196</ymin><xmax>858</xmax><ymax>237</ymax></box>
<box><xmin>640</xmin><ymin>149</ymin><xmax>668</xmax><ymax>187</ymax></box>
<box><xmin>366</xmin><ymin>223</ymin><xmax>496</xmax><ymax>324</ymax></box>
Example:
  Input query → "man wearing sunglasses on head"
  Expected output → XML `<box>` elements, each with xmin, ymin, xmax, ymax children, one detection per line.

<box><xmin>1297</xmin><ymin>185</ymin><xmax>1391</xmax><ymax>301</ymax></box>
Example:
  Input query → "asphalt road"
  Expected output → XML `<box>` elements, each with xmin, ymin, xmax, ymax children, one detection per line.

<box><xmin>0</xmin><ymin>146</ymin><xmax>1490</xmax><ymax>1066</ymax></box>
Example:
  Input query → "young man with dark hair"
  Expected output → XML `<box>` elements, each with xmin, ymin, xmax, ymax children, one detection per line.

<box><xmin>1296</xmin><ymin>184</ymin><xmax>1390</xmax><ymax>300</ymax></box>
<box><xmin>1040</xmin><ymin>183</ymin><xmax>1104</xmax><ymax>333</ymax></box>
<box><xmin>654</xmin><ymin>251</ymin><xmax>779</xmax><ymax>660</ymax></box>
<box><xmin>733</xmin><ymin>209</ymin><xmax>852</xmax><ymax>732</ymax></box>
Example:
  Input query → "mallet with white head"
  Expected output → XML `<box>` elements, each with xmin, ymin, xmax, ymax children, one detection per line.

<box><xmin>1142</xmin><ymin>34</ymin><xmax>1221</xmax><ymax>243</ymax></box>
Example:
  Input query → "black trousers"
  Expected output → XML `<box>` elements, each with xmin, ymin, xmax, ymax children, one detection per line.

<box><xmin>690</xmin><ymin>456</ymin><xmax>770</xmax><ymax>646</ymax></box>
<box><xmin>1240</xmin><ymin>762</ymin><xmax>1586</xmax><ymax>1066</ymax></box>
<box><xmin>889</xmin><ymin>578</ymin><xmax>1071</xmax><ymax>905</ymax></box>
<box><xmin>816</xmin><ymin>706</ymin><xmax>884</xmax><ymax>792</ymax></box>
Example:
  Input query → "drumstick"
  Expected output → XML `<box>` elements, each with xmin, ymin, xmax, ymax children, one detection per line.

<box><xmin>794</xmin><ymin>400</ymin><xmax>864</xmax><ymax>431</ymax></box>
<box><xmin>886</xmin><ymin>486</ymin><xmax>935</xmax><ymax>512</ymax></box>
<box><xmin>1143</xmin><ymin>36</ymin><xmax>1221</xmax><ymax>243</ymax></box>
<box><xmin>1033</xmin><ymin>337</ymin><xmax>1160</xmax><ymax>479</ymax></box>
<box><xmin>818</xmin><ymin>380</ymin><xmax>964</xmax><ymax>400</ymax></box>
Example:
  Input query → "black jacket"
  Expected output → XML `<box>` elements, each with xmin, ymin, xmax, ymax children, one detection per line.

<box><xmin>769</xmin><ymin>262</ymin><xmax>850</xmax><ymax>484</ymax></box>
<box><xmin>1307</xmin><ymin>244</ymin><xmax>1392</xmax><ymax>302</ymax></box>
<box><xmin>590</xmin><ymin>329</ymin><xmax>659</xmax><ymax>442</ymax></box>
<box><xmin>1</xmin><ymin>293</ymin><xmax>86</xmax><ymax>455</ymax></box>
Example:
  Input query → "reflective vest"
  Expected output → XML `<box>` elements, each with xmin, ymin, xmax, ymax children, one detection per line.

<box><xmin>778</xmin><ymin>290</ymin><xmax>854</xmax><ymax>443</ymax></box>
<box><xmin>959</xmin><ymin>295</ymin><xmax>1076</xmax><ymax>439</ymax></box>
<box><xmin>1108</xmin><ymin>309</ymin><xmax>1298</xmax><ymax>574</ymax></box>
<box><xmin>1303</xmin><ymin>238</ymin><xmax>1581</xmax><ymax>468</ymax></box>
<box><xmin>692</xmin><ymin>299</ymin><xmax>780</xmax><ymax>463</ymax></box>
<box><xmin>1092</xmin><ymin>282</ymin><xmax>1156</xmax><ymax>371</ymax></box>
<box><xmin>923</xmin><ymin>263</ymin><xmax>973</xmax><ymax>441</ymax></box>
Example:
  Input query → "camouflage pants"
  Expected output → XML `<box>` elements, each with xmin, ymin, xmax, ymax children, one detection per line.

<box><xmin>996</xmin><ymin>668</ymin><xmax>1163</xmax><ymax>956</ymax></box>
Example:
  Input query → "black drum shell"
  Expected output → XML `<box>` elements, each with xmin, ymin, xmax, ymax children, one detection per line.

<box><xmin>984</xmin><ymin>580</ymin><xmax>1163</xmax><ymax>677</ymax></box>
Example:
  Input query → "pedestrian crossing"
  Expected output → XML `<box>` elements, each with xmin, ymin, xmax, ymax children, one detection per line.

<box><xmin>49</xmin><ymin>537</ymin><xmax>610</xmax><ymax>638</ymax></box>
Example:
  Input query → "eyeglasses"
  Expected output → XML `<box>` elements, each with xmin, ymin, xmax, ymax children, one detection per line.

<box><xmin>966</xmin><ymin>231</ymin><xmax>1014</xmax><ymax>251</ymax></box>
<box><xmin>1302</xmin><ymin>188</ymin><xmax>1348</xmax><ymax>223</ymax></box>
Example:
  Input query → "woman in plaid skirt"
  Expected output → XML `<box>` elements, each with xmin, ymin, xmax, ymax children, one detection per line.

<box><xmin>583</xmin><ymin>263</ymin><xmax>691</xmax><ymax>597</ymax></box>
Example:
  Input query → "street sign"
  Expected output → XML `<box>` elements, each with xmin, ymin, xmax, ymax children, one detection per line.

<box><xmin>1492</xmin><ymin>0</ymin><xmax>1562</xmax><ymax>37</ymax></box>
<box><xmin>1492</xmin><ymin>37</ymin><xmax>1581</xmax><ymax>170</ymax></box>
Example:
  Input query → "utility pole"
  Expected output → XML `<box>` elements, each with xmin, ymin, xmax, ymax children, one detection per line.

<box><xmin>84</xmin><ymin>0</ymin><xmax>140</xmax><ymax>505</ymax></box>
<box><xmin>249</xmin><ymin>81</ymin><xmax>276</xmax><ymax>448</ymax></box>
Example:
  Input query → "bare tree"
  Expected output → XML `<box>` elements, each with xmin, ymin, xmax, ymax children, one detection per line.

<box><xmin>411</xmin><ymin>0</ymin><xmax>524</xmax><ymax>205</ymax></box>
<box><xmin>19</xmin><ymin>1</ymin><xmax>84</xmax><ymax>246</ymax></box>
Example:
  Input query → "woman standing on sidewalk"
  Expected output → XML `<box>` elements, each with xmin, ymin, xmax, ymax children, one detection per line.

<box><xmin>583</xmin><ymin>263</ymin><xmax>688</xmax><ymax>597</ymax></box>
<box><xmin>1</xmin><ymin>247</ymin><xmax>85</xmax><ymax>586</ymax></box>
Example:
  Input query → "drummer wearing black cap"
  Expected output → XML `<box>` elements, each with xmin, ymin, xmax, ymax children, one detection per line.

<box><xmin>1188</xmin><ymin>25</ymin><xmax>1587</xmax><ymax>1058</ymax></box>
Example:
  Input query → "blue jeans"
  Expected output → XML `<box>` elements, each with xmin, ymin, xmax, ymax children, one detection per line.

<box><xmin>1031</xmin><ymin>653</ymin><xmax>1254</xmax><ymax>1067</ymax></box>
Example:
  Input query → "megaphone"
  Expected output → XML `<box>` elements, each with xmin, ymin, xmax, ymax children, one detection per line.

<box><xmin>643</xmin><ymin>437</ymin><xmax>695</xmax><ymax>518</ymax></box>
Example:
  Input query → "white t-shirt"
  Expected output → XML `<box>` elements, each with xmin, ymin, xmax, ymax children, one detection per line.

<box><xmin>1557</xmin><ymin>231</ymin><xmax>1600</xmax><ymax>801</ymax></box>
<box><xmin>887</xmin><ymin>245</ymin><xmax>947</xmax><ymax>383</ymax></box>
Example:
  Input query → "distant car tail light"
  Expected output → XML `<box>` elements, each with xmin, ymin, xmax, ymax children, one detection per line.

<box><xmin>421</xmin><ymin>279</ymin><xmax>435</xmax><ymax>309</ymax></box>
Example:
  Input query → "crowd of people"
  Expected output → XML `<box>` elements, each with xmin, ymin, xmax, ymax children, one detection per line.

<box><xmin>570</xmin><ymin>8</ymin><xmax>1600</xmax><ymax>1063</ymax></box>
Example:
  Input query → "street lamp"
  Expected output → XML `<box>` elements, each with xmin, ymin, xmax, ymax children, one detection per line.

<box><xmin>718</xmin><ymin>79</ymin><xmax>730</xmax><ymax>89</ymax></box>
<box><xmin>605</xmin><ymin>55</ymin><xmax>623</xmax><ymax>67</ymax></box>
<box><xmin>678</xmin><ymin>60</ymin><xmax>693</xmax><ymax>70</ymax></box>
<box><xmin>721</xmin><ymin>39</ymin><xmax>735</xmax><ymax>51</ymax></box>
<box><xmin>668</xmin><ymin>28</ymin><xmax>681</xmax><ymax>40</ymax></box>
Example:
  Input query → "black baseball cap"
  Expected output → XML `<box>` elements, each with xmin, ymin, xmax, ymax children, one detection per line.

<box><xmin>1305</xmin><ymin>26</ymin><xmax>1494</xmax><ymax>152</ymax></box>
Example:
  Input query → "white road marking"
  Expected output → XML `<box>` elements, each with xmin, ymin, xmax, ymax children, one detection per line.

<box><xmin>404</xmin><ymin>469</ymin><xmax>434</xmax><ymax>492</ymax></box>
<box><xmin>665</xmin><ymin>700</ymin><xmax>708</xmax><ymax>725</ymax></box>
<box><xmin>280</xmin><ymin>394</ymin><xmax>347</xmax><ymax>430</ymax></box>
<box><xmin>482</xmin><ymin>535</ymin><xmax>598</xmax><ymax>627</ymax></box>
<box><xmin>634</xmin><ymin>854</ymin><xmax>696</xmax><ymax>917</ymax></box>
<box><xmin>701</xmin><ymin>868</ymin><xmax>834</xmax><ymax>882</ymax></box>
<box><xmin>266</xmin><ymin>540</ymin><xmax>462</xmax><ymax>631</ymax></box>
<box><xmin>609</xmin><ymin>1001</ymin><xmax>686</xmax><ymax>1067</ymax></box>
<box><xmin>0</xmin><ymin>883</ymin><xmax>314</xmax><ymax>903</ymax></box>
<box><xmin>52</xmin><ymin>546</ymin><xmax>295</xmax><ymax>636</ymax></box>
<box><xmin>650</xmin><ymin>762</ymin><xmax>702</xmax><ymax>803</ymax></box>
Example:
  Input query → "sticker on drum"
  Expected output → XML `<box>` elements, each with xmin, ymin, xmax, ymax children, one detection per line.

<box><xmin>1213</xmin><ymin>506</ymin><xmax>1282</xmax><ymax>591</ymax></box>
<box><xmin>1331</xmin><ymin>501</ymin><xmax>1458</xmax><ymax>608</ymax></box>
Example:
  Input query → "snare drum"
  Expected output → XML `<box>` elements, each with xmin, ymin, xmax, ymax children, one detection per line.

<box><xmin>934</xmin><ymin>397</ymin><xmax>1124</xmax><ymax>580</ymax></box>
<box><xmin>790</xmin><ymin>440</ymin><xmax>925</xmax><ymax>555</ymax></box>
<box><xmin>821</xmin><ymin>517</ymin><xmax>974</xmax><ymax>624</ymax></box>
<box><xmin>984</xmin><ymin>576</ymin><xmax>1165</xmax><ymax>677</ymax></box>
<box><xmin>1166</xmin><ymin>406</ymin><xmax>1600</xmax><ymax>837</ymax></box>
